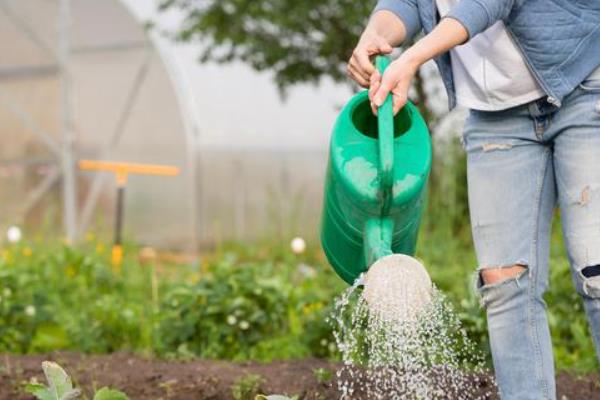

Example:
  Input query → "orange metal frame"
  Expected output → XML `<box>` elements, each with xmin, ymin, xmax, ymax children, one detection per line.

<box><xmin>79</xmin><ymin>160</ymin><xmax>180</xmax><ymax>271</ymax></box>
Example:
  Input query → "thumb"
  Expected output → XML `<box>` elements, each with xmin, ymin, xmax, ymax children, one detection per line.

<box><xmin>378</xmin><ymin>40</ymin><xmax>393</xmax><ymax>54</ymax></box>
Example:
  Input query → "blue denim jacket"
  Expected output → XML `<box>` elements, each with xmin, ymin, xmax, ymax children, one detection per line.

<box><xmin>374</xmin><ymin>0</ymin><xmax>600</xmax><ymax>109</ymax></box>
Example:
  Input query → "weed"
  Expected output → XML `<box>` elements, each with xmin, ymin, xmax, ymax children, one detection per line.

<box><xmin>231</xmin><ymin>373</ymin><xmax>265</xmax><ymax>400</ymax></box>
<box><xmin>312</xmin><ymin>367</ymin><xmax>333</xmax><ymax>384</ymax></box>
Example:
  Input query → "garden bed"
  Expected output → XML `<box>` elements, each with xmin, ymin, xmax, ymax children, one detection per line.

<box><xmin>0</xmin><ymin>352</ymin><xmax>597</xmax><ymax>399</ymax></box>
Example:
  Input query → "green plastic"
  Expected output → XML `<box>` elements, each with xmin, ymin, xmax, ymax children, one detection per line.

<box><xmin>320</xmin><ymin>56</ymin><xmax>432</xmax><ymax>285</ymax></box>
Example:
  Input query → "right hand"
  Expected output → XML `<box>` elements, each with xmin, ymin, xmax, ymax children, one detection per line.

<box><xmin>347</xmin><ymin>31</ymin><xmax>393</xmax><ymax>88</ymax></box>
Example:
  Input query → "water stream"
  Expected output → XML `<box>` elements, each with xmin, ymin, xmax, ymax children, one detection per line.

<box><xmin>329</xmin><ymin>268</ymin><xmax>495</xmax><ymax>399</ymax></box>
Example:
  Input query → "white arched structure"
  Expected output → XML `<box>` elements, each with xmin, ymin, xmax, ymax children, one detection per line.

<box><xmin>0</xmin><ymin>0</ymin><xmax>199</xmax><ymax>250</ymax></box>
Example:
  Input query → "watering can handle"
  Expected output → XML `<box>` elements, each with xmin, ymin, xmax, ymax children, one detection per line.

<box><xmin>375</xmin><ymin>56</ymin><xmax>394</xmax><ymax>214</ymax></box>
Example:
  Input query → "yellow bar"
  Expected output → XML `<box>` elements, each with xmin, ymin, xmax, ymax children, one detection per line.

<box><xmin>78</xmin><ymin>160</ymin><xmax>180</xmax><ymax>177</ymax></box>
<box><xmin>112</xmin><ymin>244</ymin><xmax>123</xmax><ymax>274</ymax></box>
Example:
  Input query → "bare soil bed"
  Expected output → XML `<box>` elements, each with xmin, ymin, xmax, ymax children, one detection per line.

<box><xmin>0</xmin><ymin>352</ymin><xmax>597</xmax><ymax>399</ymax></box>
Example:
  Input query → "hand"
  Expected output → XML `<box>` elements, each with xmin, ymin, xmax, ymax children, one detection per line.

<box><xmin>369</xmin><ymin>53</ymin><xmax>419</xmax><ymax>115</ymax></box>
<box><xmin>347</xmin><ymin>30</ymin><xmax>393</xmax><ymax>88</ymax></box>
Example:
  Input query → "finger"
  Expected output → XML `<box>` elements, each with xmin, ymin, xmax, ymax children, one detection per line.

<box><xmin>376</xmin><ymin>39</ymin><xmax>393</xmax><ymax>54</ymax></box>
<box><xmin>347</xmin><ymin>64</ymin><xmax>370</xmax><ymax>87</ymax></box>
<box><xmin>373</xmin><ymin>74</ymin><xmax>395</xmax><ymax>107</ymax></box>
<box><xmin>368</xmin><ymin>70</ymin><xmax>381</xmax><ymax>98</ymax></box>
<box><xmin>348</xmin><ymin>66</ymin><xmax>369</xmax><ymax>87</ymax></box>
<box><xmin>348</xmin><ymin>56</ymin><xmax>370</xmax><ymax>81</ymax></box>
<box><xmin>391</xmin><ymin>84</ymin><xmax>409</xmax><ymax>115</ymax></box>
<box><xmin>392</xmin><ymin>93</ymin><xmax>408</xmax><ymax>115</ymax></box>
<box><xmin>370</xmin><ymin>69</ymin><xmax>382</xmax><ymax>84</ymax></box>
<box><xmin>350</xmin><ymin>53</ymin><xmax>372</xmax><ymax>82</ymax></box>
<box><xmin>370</xmin><ymin>100</ymin><xmax>378</xmax><ymax>116</ymax></box>
<box><xmin>354</xmin><ymin>49</ymin><xmax>375</xmax><ymax>77</ymax></box>
<box><xmin>368</xmin><ymin>79</ymin><xmax>380</xmax><ymax>102</ymax></box>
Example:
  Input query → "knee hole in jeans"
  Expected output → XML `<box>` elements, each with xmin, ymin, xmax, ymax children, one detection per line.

<box><xmin>580</xmin><ymin>265</ymin><xmax>600</xmax><ymax>299</ymax></box>
<box><xmin>480</xmin><ymin>264</ymin><xmax>528</xmax><ymax>286</ymax></box>
<box><xmin>582</xmin><ymin>265</ymin><xmax>600</xmax><ymax>278</ymax></box>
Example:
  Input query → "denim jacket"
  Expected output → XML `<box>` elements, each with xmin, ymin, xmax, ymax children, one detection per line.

<box><xmin>374</xmin><ymin>0</ymin><xmax>600</xmax><ymax>109</ymax></box>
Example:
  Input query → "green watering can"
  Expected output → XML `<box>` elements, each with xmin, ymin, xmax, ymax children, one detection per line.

<box><xmin>320</xmin><ymin>56</ymin><xmax>432</xmax><ymax>285</ymax></box>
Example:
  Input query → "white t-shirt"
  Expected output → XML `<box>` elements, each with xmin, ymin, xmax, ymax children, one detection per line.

<box><xmin>436</xmin><ymin>0</ymin><xmax>545</xmax><ymax>111</ymax></box>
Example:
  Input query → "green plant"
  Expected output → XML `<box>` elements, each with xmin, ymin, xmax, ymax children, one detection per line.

<box><xmin>231</xmin><ymin>373</ymin><xmax>265</xmax><ymax>400</ymax></box>
<box><xmin>0</xmin><ymin>152</ymin><xmax>598</xmax><ymax>374</ymax></box>
<box><xmin>312</xmin><ymin>367</ymin><xmax>333</xmax><ymax>384</ymax></box>
<box><xmin>0</xmin><ymin>240</ymin><xmax>342</xmax><ymax>361</ymax></box>
<box><xmin>25</xmin><ymin>361</ymin><xmax>128</xmax><ymax>400</ymax></box>
<box><xmin>93</xmin><ymin>388</ymin><xmax>129</xmax><ymax>400</ymax></box>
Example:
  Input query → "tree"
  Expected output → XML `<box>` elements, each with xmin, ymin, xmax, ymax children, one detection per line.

<box><xmin>159</xmin><ymin>0</ymin><xmax>443</xmax><ymax>124</ymax></box>
<box><xmin>159</xmin><ymin>0</ymin><xmax>373</xmax><ymax>91</ymax></box>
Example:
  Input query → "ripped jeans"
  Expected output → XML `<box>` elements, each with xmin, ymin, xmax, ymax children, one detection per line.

<box><xmin>462</xmin><ymin>79</ymin><xmax>600</xmax><ymax>400</ymax></box>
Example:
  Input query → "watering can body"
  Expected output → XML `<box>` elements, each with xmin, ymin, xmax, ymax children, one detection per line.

<box><xmin>320</xmin><ymin>58</ymin><xmax>432</xmax><ymax>284</ymax></box>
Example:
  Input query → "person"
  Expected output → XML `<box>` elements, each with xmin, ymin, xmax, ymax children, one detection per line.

<box><xmin>347</xmin><ymin>1</ymin><xmax>600</xmax><ymax>399</ymax></box>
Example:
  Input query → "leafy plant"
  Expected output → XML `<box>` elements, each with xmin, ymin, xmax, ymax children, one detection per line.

<box><xmin>25</xmin><ymin>361</ymin><xmax>128</xmax><ymax>400</ymax></box>
<box><xmin>25</xmin><ymin>362</ymin><xmax>81</xmax><ymax>400</ymax></box>
<box><xmin>93</xmin><ymin>388</ymin><xmax>129</xmax><ymax>400</ymax></box>
<box><xmin>231</xmin><ymin>373</ymin><xmax>265</xmax><ymax>400</ymax></box>
<box><xmin>312</xmin><ymin>367</ymin><xmax>333</xmax><ymax>384</ymax></box>
<box><xmin>0</xmin><ymin>165</ymin><xmax>598</xmax><ymax>374</ymax></box>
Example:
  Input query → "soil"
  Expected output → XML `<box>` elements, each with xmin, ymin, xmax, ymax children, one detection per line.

<box><xmin>0</xmin><ymin>352</ymin><xmax>597</xmax><ymax>399</ymax></box>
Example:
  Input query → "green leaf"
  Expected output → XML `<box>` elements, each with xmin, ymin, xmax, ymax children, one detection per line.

<box><xmin>61</xmin><ymin>390</ymin><xmax>83</xmax><ymax>400</ymax></box>
<box><xmin>40</xmin><ymin>361</ymin><xmax>81</xmax><ymax>400</ymax></box>
<box><xmin>93</xmin><ymin>387</ymin><xmax>130</xmax><ymax>400</ymax></box>
<box><xmin>25</xmin><ymin>383</ymin><xmax>54</xmax><ymax>400</ymax></box>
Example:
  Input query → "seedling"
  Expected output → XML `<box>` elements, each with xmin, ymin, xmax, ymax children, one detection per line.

<box><xmin>231</xmin><ymin>373</ymin><xmax>264</xmax><ymax>400</ymax></box>
<box><xmin>25</xmin><ymin>361</ymin><xmax>128</xmax><ymax>400</ymax></box>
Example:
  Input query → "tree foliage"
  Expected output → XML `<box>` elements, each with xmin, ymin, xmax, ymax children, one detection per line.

<box><xmin>159</xmin><ymin>0</ymin><xmax>374</xmax><ymax>91</ymax></box>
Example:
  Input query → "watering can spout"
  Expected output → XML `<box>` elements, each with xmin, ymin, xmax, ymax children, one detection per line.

<box><xmin>320</xmin><ymin>56</ymin><xmax>432</xmax><ymax>285</ymax></box>
<box><xmin>364</xmin><ymin>217</ymin><xmax>394</xmax><ymax>268</ymax></box>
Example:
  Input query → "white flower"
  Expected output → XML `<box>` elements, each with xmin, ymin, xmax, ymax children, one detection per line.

<box><xmin>6</xmin><ymin>226</ymin><xmax>22</xmax><ymax>243</ymax></box>
<box><xmin>227</xmin><ymin>315</ymin><xmax>237</xmax><ymax>325</ymax></box>
<box><xmin>298</xmin><ymin>263</ymin><xmax>316</xmax><ymax>278</ymax></box>
<box><xmin>290</xmin><ymin>237</ymin><xmax>306</xmax><ymax>254</ymax></box>
<box><xmin>25</xmin><ymin>305</ymin><xmax>36</xmax><ymax>317</ymax></box>
<box><xmin>239</xmin><ymin>320</ymin><xmax>250</xmax><ymax>330</ymax></box>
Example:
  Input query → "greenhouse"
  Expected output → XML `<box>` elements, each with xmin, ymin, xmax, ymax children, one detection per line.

<box><xmin>0</xmin><ymin>0</ymin><xmax>202</xmax><ymax>250</ymax></box>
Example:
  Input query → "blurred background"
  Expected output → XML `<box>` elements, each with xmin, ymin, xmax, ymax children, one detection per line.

<box><xmin>0</xmin><ymin>0</ymin><xmax>595</xmax><ymax>376</ymax></box>
<box><xmin>0</xmin><ymin>0</ymin><xmax>464</xmax><ymax>250</ymax></box>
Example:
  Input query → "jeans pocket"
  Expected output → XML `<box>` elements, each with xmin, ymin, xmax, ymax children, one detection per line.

<box><xmin>578</xmin><ymin>78</ymin><xmax>600</xmax><ymax>92</ymax></box>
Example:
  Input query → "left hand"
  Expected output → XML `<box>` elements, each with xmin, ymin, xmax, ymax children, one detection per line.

<box><xmin>369</xmin><ymin>53</ymin><xmax>419</xmax><ymax>115</ymax></box>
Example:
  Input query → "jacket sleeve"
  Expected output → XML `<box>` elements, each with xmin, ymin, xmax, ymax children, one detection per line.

<box><xmin>445</xmin><ymin>0</ymin><xmax>517</xmax><ymax>39</ymax></box>
<box><xmin>372</xmin><ymin>0</ymin><xmax>422</xmax><ymax>41</ymax></box>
